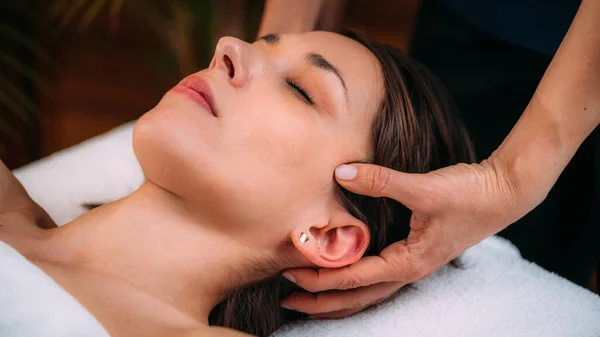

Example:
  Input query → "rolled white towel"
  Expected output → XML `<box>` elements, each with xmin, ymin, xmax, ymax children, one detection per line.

<box><xmin>273</xmin><ymin>236</ymin><xmax>600</xmax><ymax>337</ymax></box>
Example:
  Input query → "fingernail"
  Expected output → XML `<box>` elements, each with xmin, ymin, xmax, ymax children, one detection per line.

<box><xmin>335</xmin><ymin>165</ymin><xmax>357</xmax><ymax>180</ymax></box>
<box><xmin>282</xmin><ymin>272</ymin><xmax>296</xmax><ymax>283</ymax></box>
<box><xmin>281</xmin><ymin>303</ymin><xmax>294</xmax><ymax>310</ymax></box>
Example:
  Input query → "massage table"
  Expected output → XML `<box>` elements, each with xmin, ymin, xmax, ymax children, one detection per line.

<box><xmin>11</xmin><ymin>122</ymin><xmax>600</xmax><ymax>336</ymax></box>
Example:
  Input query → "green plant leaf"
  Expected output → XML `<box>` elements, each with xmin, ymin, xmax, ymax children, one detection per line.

<box><xmin>48</xmin><ymin>0</ymin><xmax>70</xmax><ymax>21</ymax></box>
<box><xmin>49</xmin><ymin>0</ymin><xmax>129</xmax><ymax>33</ymax></box>
<box><xmin>79</xmin><ymin>0</ymin><xmax>109</xmax><ymax>31</ymax></box>
<box><xmin>0</xmin><ymin>88</ymin><xmax>31</xmax><ymax>124</ymax></box>
<box><xmin>56</xmin><ymin>0</ymin><xmax>87</xmax><ymax>32</ymax></box>
<box><xmin>0</xmin><ymin>75</ymin><xmax>40</xmax><ymax>117</ymax></box>
<box><xmin>108</xmin><ymin>0</ymin><xmax>127</xmax><ymax>32</ymax></box>
<box><xmin>0</xmin><ymin>24</ymin><xmax>51</xmax><ymax>63</ymax></box>
<box><xmin>0</xmin><ymin>53</ymin><xmax>52</xmax><ymax>95</ymax></box>
<box><xmin>0</xmin><ymin>114</ymin><xmax>23</xmax><ymax>147</ymax></box>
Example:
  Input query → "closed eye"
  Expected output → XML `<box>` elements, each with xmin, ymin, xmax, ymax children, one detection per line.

<box><xmin>286</xmin><ymin>79</ymin><xmax>315</xmax><ymax>105</ymax></box>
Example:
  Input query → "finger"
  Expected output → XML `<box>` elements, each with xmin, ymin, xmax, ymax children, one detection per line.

<box><xmin>334</xmin><ymin>164</ymin><xmax>427</xmax><ymax>210</ymax></box>
<box><xmin>281</xmin><ymin>281</ymin><xmax>403</xmax><ymax>315</ymax></box>
<box><xmin>284</xmin><ymin>255</ymin><xmax>394</xmax><ymax>293</ymax></box>
<box><xmin>307</xmin><ymin>294</ymin><xmax>391</xmax><ymax>320</ymax></box>
<box><xmin>404</xmin><ymin>224</ymin><xmax>458</xmax><ymax>277</ymax></box>
<box><xmin>373</xmin><ymin>237</ymin><xmax>439</xmax><ymax>283</ymax></box>
<box><xmin>307</xmin><ymin>308</ymin><xmax>363</xmax><ymax>320</ymax></box>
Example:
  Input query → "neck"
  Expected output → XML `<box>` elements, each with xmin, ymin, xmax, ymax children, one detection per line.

<box><xmin>41</xmin><ymin>182</ymin><xmax>281</xmax><ymax>323</ymax></box>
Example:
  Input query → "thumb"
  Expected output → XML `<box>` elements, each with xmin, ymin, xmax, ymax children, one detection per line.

<box><xmin>334</xmin><ymin>164</ymin><xmax>425</xmax><ymax>210</ymax></box>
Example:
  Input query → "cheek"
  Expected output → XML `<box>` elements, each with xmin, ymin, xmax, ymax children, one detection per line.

<box><xmin>133</xmin><ymin>87</ymin><xmax>348</xmax><ymax>229</ymax></box>
<box><xmin>132</xmin><ymin>98</ymin><xmax>219</xmax><ymax>196</ymax></box>
<box><xmin>218</xmin><ymin>99</ymin><xmax>327</xmax><ymax>189</ymax></box>
<box><xmin>201</xmin><ymin>98</ymin><xmax>339</xmax><ymax>223</ymax></box>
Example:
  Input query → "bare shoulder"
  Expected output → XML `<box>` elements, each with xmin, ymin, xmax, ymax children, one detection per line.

<box><xmin>174</xmin><ymin>325</ymin><xmax>256</xmax><ymax>337</ymax></box>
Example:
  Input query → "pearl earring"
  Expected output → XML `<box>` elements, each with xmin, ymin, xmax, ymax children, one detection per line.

<box><xmin>299</xmin><ymin>232</ymin><xmax>309</xmax><ymax>243</ymax></box>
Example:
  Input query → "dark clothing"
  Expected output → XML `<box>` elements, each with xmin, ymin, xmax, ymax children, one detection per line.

<box><xmin>410</xmin><ymin>0</ymin><xmax>599</xmax><ymax>287</ymax></box>
<box><xmin>442</xmin><ymin>0</ymin><xmax>580</xmax><ymax>56</ymax></box>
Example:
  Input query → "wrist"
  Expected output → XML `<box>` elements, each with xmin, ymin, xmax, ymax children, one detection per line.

<box><xmin>488</xmin><ymin>106</ymin><xmax>568</xmax><ymax>217</ymax></box>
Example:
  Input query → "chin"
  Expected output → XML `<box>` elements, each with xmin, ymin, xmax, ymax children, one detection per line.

<box><xmin>132</xmin><ymin>112</ymin><xmax>172</xmax><ymax>184</ymax></box>
<box><xmin>132</xmin><ymin>110</ymin><xmax>218</xmax><ymax>198</ymax></box>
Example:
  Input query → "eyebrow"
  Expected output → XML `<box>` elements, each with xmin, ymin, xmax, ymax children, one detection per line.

<box><xmin>306</xmin><ymin>53</ymin><xmax>348</xmax><ymax>96</ymax></box>
<box><xmin>258</xmin><ymin>33</ymin><xmax>280</xmax><ymax>45</ymax></box>
<box><xmin>258</xmin><ymin>33</ymin><xmax>348</xmax><ymax>98</ymax></box>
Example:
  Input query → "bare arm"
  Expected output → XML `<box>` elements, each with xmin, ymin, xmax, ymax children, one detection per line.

<box><xmin>279</xmin><ymin>0</ymin><xmax>600</xmax><ymax>318</ymax></box>
<box><xmin>257</xmin><ymin>0</ymin><xmax>347</xmax><ymax>37</ymax></box>
<box><xmin>494</xmin><ymin>0</ymin><xmax>600</xmax><ymax>213</ymax></box>
<box><xmin>0</xmin><ymin>160</ymin><xmax>56</xmax><ymax>229</ymax></box>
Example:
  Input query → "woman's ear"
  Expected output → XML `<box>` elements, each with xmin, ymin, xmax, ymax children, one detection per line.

<box><xmin>291</xmin><ymin>210</ymin><xmax>370</xmax><ymax>268</ymax></box>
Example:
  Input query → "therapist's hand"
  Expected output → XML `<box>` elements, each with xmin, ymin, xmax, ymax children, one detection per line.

<box><xmin>281</xmin><ymin>0</ymin><xmax>599</xmax><ymax>319</ymax></box>
<box><xmin>281</xmin><ymin>154</ymin><xmax>548</xmax><ymax>318</ymax></box>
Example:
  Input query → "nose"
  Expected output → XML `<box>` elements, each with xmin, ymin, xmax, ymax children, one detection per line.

<box><xmin>211</xmin><ymin>37</ymin><xmax>255</xmax><ymax>88</ymax></box>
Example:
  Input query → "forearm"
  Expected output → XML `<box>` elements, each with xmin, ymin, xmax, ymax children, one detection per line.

<box><xmin>257</xmin><ymin>0</ymin><xmax>326</xmax><ymax>37</ymax></box>
<box><xmin>315</xmin><ymin>0</ymin><xmax>349</xmax><ymax>32</ymax></box>
<box><xmin>0</xmin><ymin>160</ymin><xmax>29</xmax><ymax>212</ymax></box>
<box><xmin>0</xmin><ymin>160</ymin><xmax>55</xmax><ymax>228</ymax></box>
<box><xmin>494</xmin><ymin>0</ymin><xmax>600</xmax><ymax>206</ymax></box>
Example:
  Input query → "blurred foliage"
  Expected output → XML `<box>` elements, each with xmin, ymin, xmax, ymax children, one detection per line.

<box><xmin>47</xmin><ymin>0</ymin><xmax>262</xmax><ymax>78</ymax></box>
<box><xmin>48</xmin><ymin>0</ymin><xmax>217</xmax><ymax>75</ymax></box>
<box><xmin>0</xmin><ymin>0</ymin><xmax>261</xmax><ymax>161</ymax></box>
<box><xmin>0</xmin><ymin>1</ymin><xmax>49</xmax><ymax>158</ymax></box>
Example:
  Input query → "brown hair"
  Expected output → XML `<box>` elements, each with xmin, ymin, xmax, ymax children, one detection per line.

<box><xmin>208</xmin><ymin>31</ymin><xmax>475</xmax><ymax>336</ymax></box>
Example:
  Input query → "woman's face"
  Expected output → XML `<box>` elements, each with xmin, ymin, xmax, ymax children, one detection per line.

<box><xmin>134</xmin><ymin>32</ymin><xmax>383</xmax><ymax>244</ymax></box>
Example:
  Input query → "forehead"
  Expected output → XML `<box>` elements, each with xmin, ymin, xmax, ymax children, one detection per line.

<box><xmin>286</xmin><ymin>31</ymin><xmax>384</xmax><ymax>121</ymax></box>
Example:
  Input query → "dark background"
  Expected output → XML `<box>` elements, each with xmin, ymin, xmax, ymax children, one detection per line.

<box><xmin>0</xmin><ymin>0</ymin><xmax>418</xmax><ymax>169</ymax></box>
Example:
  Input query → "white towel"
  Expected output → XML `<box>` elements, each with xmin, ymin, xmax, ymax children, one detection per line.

<box><xmin>12</xmin><ymin>122</ymin><xmax>600</xmax><ymax>337</ymax></box>
<box><xmin>14</xmin><ymin>122</ymin><xmax>143</xmax><ymax>226</ymax></box>
<box><xmin>0</xmin><ymin>241</ymin><xmax>109</xmax><ymax>337</ymax></box>
<box><xmin>273</xmin><ymin>236</ymin><xmax>600</xmax><ymax>337</ymax></box>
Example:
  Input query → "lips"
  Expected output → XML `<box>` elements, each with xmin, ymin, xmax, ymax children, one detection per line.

<box><xmin>174</xmin><ymin>75</ymin><xmax>218</xmax><ymax>117</ymax></box>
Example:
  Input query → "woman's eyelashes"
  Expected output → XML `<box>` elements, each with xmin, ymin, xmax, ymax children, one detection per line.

<box><xmin>286</xmin><ymin>79</ymin><xmax>315</xmax><ymax>105</ymax></box>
